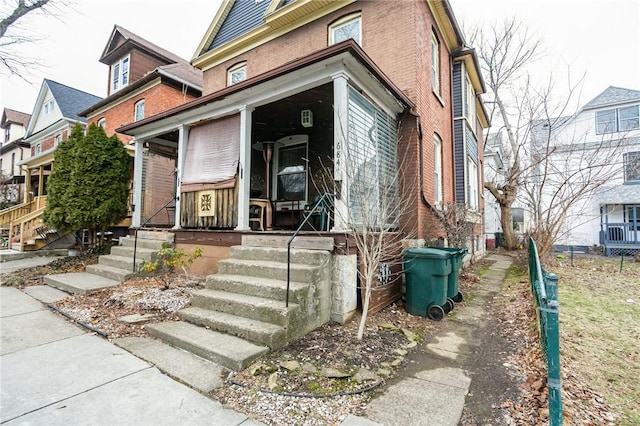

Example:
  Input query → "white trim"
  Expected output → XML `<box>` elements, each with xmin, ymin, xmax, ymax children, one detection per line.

<box><xmin>111</xmin><ymin>54</ymin><xmax>131</xmax><ymax>93</ymax></box>
<box><xmin>227</xmin><ymin>62</ymin><xmax>247</xmax><ymax>86</ymax></box>
<box><xmin>235</xmin><ymin>106</ymin><xmax>253</xmax><ymax>230</ymax></box>
<box><xmin>329</xmin><ymin>13</ymin><xmax>362</xmax><ymax>46</ymax></box>
<box><xmin>134</xmin><ymin>99</ymin><xmax>146</xmax><ymax>122</ymax></box>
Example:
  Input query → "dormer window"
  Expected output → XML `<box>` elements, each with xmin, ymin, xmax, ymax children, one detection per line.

<box><xmin>43</xmin><ymin>99</ymin><xmax>55</xmax><ymax>116</ymax></box>
<box><xmin>227</xmin><ymin>62</ymin><xmax>247</xmax><ymax>86</ymax></box>
<box><xmin>111</xmin><ymin>55</ymin><xmax>130</xmax><ymax>92</ymax></box>
<box><xmin>329</xmin><ymin>13</ymin><xmax>361</xmax><ymax>46</ymax></box>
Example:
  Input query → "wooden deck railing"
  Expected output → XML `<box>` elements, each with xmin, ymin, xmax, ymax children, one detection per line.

<box><xmin>0</xmin><ymin>196</ymin><xmax>47</xmax><ymax>229</ymax></box>
<box><xmin>10</xmin><ymin>206</ymin><xmax>47</xmax><ymax>251</ymax></box>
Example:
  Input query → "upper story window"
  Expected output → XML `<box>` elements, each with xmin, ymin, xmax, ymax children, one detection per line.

<box><xmin>43</xmin><ymin>99</ymin><xmax>55</xmax><ymax>116</ymax></box>
<box><xmin>434</xmin><ymin>134</ymin><xmax>442</xmax><ymax>205</ymax></box>
<box><xmin>35</xmin><ymin>143</ymin><xmax>42</xmax><ymax>155</ymax></box>
<box><xmin>111</xmin><ymin>55</ymin><xmax>130</xmax><ymax>92</ymax></box>
<box><xmin>624</xmin><ymin>151</ymin><xmax>640</xmax><ymax>183</ymax></box>
<box><xmin>227</xmin><ymin>62</ymin><xmax>247</xmax><ymax>86</ymax></box>
<box><xmin>596</xmin><ymin>105</ymin><xmax>639</xmax><ymax>134</ymax></box>
<box><xmin>134</xmin><ymin>100</ymin><xmax>145</xmax><ymax>122</ymax></box>
<box><xmin>431</xmin><ymin>32</ymin><xmax>440</xmax><ymax>95</ymax></box>
<box><xmin>54</xmin><ymin>133</ymin><xmax>62</xmax><ymax>146</ymax></box>
<box><xmin>464</xmin><ymin>74</ymin><xmax>477</xmax><ymax>131</ymax></box>
<box><xmin>329</xmin><ymin>13</ymin><xmax>361</xmax><ymax>46</ymax></box>
<box><xmin>97</xmin><ymin>118</ymin><xmax>106</xmax><ymax>129</ymax></box>
<box><xmin>4</xmin><ymin>126</ymin><xmax>9</xmax><ymax>142</ymax></box>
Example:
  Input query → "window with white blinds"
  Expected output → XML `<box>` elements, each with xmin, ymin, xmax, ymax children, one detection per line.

<box><xmin>347</xmin><ymin>86</ymin><xmax>398</xmax><ymax>228</ymax></box>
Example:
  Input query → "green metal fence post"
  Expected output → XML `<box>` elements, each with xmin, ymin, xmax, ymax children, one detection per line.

<box><xmin>545</xmin><ymin>272</ymin><xmax>562</xmax><ymax>425</ymax></box>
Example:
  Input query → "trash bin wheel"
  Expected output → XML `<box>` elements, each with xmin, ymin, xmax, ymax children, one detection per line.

<box><xmin>428</xmin><ymin>305</ymin><xmax>445</xmax><ymax>321</ymax></box>
<box><xmin>444</xmin><ymin>297</ymin><xmax>455</xmax><ymax>313</ymax></box>
<box><xmin>454</xmin><ymin>291</ymin><xmax>464</xmax><ymax>303</ymax></box>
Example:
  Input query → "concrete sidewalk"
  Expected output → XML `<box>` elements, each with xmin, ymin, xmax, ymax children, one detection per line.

<box><xmin>343</xmin><ymin>254</ymin><xmax>513</xmax><ymax>426</ymax></box>
<box><xmin>0</xmin><ymin>286</ymin><xmax>263</xmax><ymax>426</ymax></box>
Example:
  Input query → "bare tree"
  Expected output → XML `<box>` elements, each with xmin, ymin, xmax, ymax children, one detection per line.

<box><xmin>317</xmin><ymin>111</ymin><xmax>416</xmax><ymax>340</ymax></box>
<box><xmin>0</xmin><ymin>0</ymin><xmax>67</xmax><ymax>77</ymax></box>
<box><xmin>430</xmin><ymin>202</ymin><xmax>476</xmax><ymax>251</ymax></box>
<box><xmin>469</xmin><ymin>18</ymin><xmax>541</xmax><ymax>249</ymax></box>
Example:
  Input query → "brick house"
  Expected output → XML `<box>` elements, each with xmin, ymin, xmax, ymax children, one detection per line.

<box><xmin>116</xmin><ymin>0</ymin><xmax>488</xmax><ymax>338</ymax></box>
<box><xmin>78</xmin><ymin>25</ymin><xmax>203</xmax><ymax>227</ymax></box>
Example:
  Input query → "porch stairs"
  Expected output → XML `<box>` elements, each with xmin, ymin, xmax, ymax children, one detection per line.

<box><xmin>146</xmin><ymin>237</ymin><xmax>334</xmax><ymax>371</ymax></box>
<box><xmin>44</xmin><ymin>231</ymin><xmax>172</xmax><ymax>294</ymax></box>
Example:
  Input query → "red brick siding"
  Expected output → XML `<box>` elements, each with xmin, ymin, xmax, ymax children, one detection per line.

<box><xmin>88</xmin><ymin>82</ymin><xmax>198</xmax><ymax>144</ymax></box>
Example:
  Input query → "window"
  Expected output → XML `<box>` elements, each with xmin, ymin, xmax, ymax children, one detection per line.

<box><xmin>431</xmin><ymin>32</ymin><xmax>440</xmax><ymax>94</ymax></box>
<box><xmin>467</xmin><ymin>157</ymin><xmax>478</xmax><ymax>210</ymax></box>
<box><xmin>463</xmin><ymin>72</ymin><xmax>477</xmax><ymax>130</ymax></box>
<box><xmin>276</xmin><ymin>142</ymin><xmax>307</xmax><ymax>201</ymax></box>
<box><xmin>43</xmin><ymin>99</ymin><xmax>55</xmax><ymax>116</ymax></box>
<box><xmin>54</xmin><ymin>133</ymin><xmax>62</xmax><ymax>146</ymax></box>
<box><xmin>434</xmin><ymin>134</ymin><xmax>442</xmax><ymax>205</ymax></box>
<box><xmin>227</xmin><ymin>62</ymin><xmax>247</xmax><ymax>86</ymax></box>
<box><xmin>627</xmin><ymin>205</ymin><xmax>640</xmax><ymax>231</ymax></box>
<box><xmin>329</xmin><ymin>14</ymin><xmax>361</xmax><ymax>46</ymax></box>
<box><xmin>134</xmin><ymin>100</ymin><xmax>145</xmax><ymax>122</ymax></box>
<box><xmin>35</xmin><ymin>143</ymin><xmax>42</xmax><ymax>155</ymax></box>
<box><xmin>624</xmin><ymin>151</ymin><xmax>640</xmax><ymax>182</ymax></box>
<box><xmin>4</xmin><ymin>126</ymin><xmax>9</xmax><ymax>142</ymax></box>
<box><xmin>11</xmin><ymin>153</ymin><xmax>15</xmax><ymax>175</ymax></box>
<box><xmin>97</xmin><ymin>118</ymin><xmax>106</xmax><ymax>129</ymax></box>
<box><xmin>111</xmin><ymin>55</ymin><xmax>130</xmax><ymax>92</ymax></box>
<box><xmin>596</xmin><ymin>105</ymin><xmax>640</xmax><ymax>134</ymax></box>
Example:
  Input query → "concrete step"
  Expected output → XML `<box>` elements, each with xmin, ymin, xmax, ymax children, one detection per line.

<box><xmin>190</xmin><ymin>289</ymin><xmax>298</xmax><ymax>327</ymax></box>
<box><xmin>205</xmin><ymin>273</ymin><xmax>309</xmax><ymax>304</ymax></box>
<box><xmin>98</xmin><ymin>254</ymin><xmax>144</xmax><ymax>271</ymax></box>
<box><xmin>44</xmin><ymin>272</ymin><xmax>120</xmax><ymax>295</ymax></box>
<box><xmin>242</xmin><ymin>234</ymin><xmax>334</xmax><ymax>250</ymax></box>
<box><xmin>110</xmin><ymin>245</ymin><xmax>157</xmax><ymax>261</ymax></box>
<box><xmin>85</xmin><ymin>263</ymin><xmax>133</xmax><ymax>282</ymax></box>
<box><xmin>113</xmin><ymin>336</ymin><xmax>226</xmax><ymax>393</ymax></box>
<box><xmin>145</xmin><ymin>321</ymin><xmax>269</xmax><ymax>371</ymax></box>
<box><xmin>178</xmin><ymin>307</ymin><xmax>287</xmax><ymax>349</ymax></box>
<box><xmin>119</xmin><ymin>235</ymin><xmax>173</xmax><ymax>250</ymax></box>
<box><xmin>230</xmin><ymin>245</ymin><xmax>331</xmax><ymax>266</ymax></box>
<box><xmin>218</xmin><ymin>258</ymin><xmax>320</xmax><ymax>283</ymax></box>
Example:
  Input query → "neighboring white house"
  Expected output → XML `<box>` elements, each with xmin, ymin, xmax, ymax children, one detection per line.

<box><xmin>0</xmin><ymin>108</ymin><xmax>31</xmax><ymax>206</ymax></box>
<box><xmin>529</xmin><ymin>86</ymin><xmax>640</xmax><ymax>256</ymax></box>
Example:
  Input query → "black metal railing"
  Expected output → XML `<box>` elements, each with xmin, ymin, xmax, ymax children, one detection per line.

<box><xmin>285</xmin><ymin>193</ymin><xmax>333</xmax><ymax>307</ymax></box>
<box><xmin>132</xmin><ymin>196</ymin><xmax>177</xmax><ymax>272</ymax></box>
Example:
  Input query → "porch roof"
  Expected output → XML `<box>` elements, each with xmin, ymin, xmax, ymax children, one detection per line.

<box><xmin>116</xmin><ymin>40</ymin><xmax>414</xmax><ymax>136</ymax></box>
<box><xmin>597</xmin><ymin>184</ymin><xmax>640</xmax><ymax>205</ymax></box>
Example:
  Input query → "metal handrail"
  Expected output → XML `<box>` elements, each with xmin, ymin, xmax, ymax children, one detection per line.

<box><xmin>285</xmin><ymin>193</ymin><xmax>333</xmax><ymax>307</ymax></box>
<box><xmin>132</xmin><ymin>196</ymin><xmax>178</xmax><ymax>272</ymax></box>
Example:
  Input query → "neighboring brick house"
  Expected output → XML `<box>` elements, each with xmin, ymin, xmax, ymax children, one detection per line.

<box><xmin>20</xmin><ymin>80</ymin><xmax>101</xmax><ymax>201</ymax></box>
<box><xmin>118</xmin><ymin>0</ymin><xmax>488</xmax><ymax>313</ymax></box>
<box><xmin>1</xmin><ymin>108</ymin><xmax>31</xmax><ymax>205</ymax></box>
<box><xmin>78</xmin><ymin>25</ymin><xmax>203</xmax><ymax>226</ymax></box>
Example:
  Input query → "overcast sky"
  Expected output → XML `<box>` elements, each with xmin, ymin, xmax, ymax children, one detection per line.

<box><xmin>1</xmin><ymin>0</ymin><xmax>638</xmax><ymax>116</ymax></box>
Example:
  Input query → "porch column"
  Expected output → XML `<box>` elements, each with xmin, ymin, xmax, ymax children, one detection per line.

<box><xmin>132</xmin><ymin>138</ymin><xmax>144</xmax><ymax>228</ymax></box>
<box><xmin>25</xmin><ymin>167</ymin><xmax>32</xmax><ymax>201</ymax></box>
<box><xmin>174</xmin><ymin>125</ymin><xmax>189</xmax><ymax>230</ymax></box>
<box><xmin>37</xmin><ymin>166</ymin><xmax>44</xmax><ymax>197</ymax></box>
<box><xmin>332</xmin><ymin>71</ymin><xmax>349</xmax><ymax>232</ymax></box>
<box><xmin>235</xmin><ymin>105</ymin><xmax>253</xmax><ymax>231</ymax></box>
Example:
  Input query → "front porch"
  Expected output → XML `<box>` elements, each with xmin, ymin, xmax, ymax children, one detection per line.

<box><xmin>600</xmin><ymin>204</ymin><xmax>640</xmax><ymax>256</ymax></box>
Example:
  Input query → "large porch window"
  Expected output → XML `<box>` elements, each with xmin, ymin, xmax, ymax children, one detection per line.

<box><xmin>346</xmin><ymin>86</ymin><xmax>398</xmax><ymax>228</ymax></box>
<box><xmin>276</xmin><ymin>142</ymin><xmax>307</xmax><ymax>201</ymax></box>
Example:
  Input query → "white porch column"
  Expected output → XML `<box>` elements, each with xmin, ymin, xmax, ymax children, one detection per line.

<box><xmin>332</xmin><ymin>71</ymin><xmax>349</xmax><ymax>232</ymax></box>
<box><xmin>132</xmin><ymin>138</ymin><xmax>144</xmax><ymax>228</ymax></box>
<box><xmin>235</xmin><ymin>106</ymin><xmax>253</xmax><ymax>230</ymax></box>
<box><xmin>174</xmin><ymin>125</ymin><xmax>189</xmax><ymax>229</ymax></box>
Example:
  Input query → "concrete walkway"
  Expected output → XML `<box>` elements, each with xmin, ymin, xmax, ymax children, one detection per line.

<box><xmin>0</xmin><ymin>286</ymin><xmax>263</xmax><ymax>425</ymax></box>
<box><xmin>343</xmin><ymin>254</ymin><xmax>513</xmax><ymax>426</ymax></box>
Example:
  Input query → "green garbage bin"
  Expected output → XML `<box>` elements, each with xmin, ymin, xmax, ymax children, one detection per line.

<box><xmin>430</xmin><ymin>247</ymin><xmax>468</xmax><ymax>304</ymax></box>
<box><xmin>495</xmin><ymin>232</ymin><xmax>504</xmax><ymax>248</ymax></box>
<box><xmin>403</xmin><ymin>248</ymin><xmax>451</xmax><ymax>320</ymax></box>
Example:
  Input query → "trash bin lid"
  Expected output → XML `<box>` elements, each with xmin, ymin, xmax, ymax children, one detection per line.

<box><xmin>405</xmin><ymin>247</ymin><xmax>452</xmax><ymax>259</ymax></box>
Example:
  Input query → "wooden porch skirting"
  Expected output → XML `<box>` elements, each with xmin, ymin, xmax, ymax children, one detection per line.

<box><xmin>181</xmin><ymin>186</ymin><xmax>238</xmax><ymax>229</ymax></box>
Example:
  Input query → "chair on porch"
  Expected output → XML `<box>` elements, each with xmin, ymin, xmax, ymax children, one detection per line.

<box><xmin>303</xmin><ymin>194</ymin><xmax>333</xmax><ymax>232</ymax></box>
<box><xmin>249</xmin><ymin>198</ymin><xmax>271</xmax><ymax>231</ymax></box>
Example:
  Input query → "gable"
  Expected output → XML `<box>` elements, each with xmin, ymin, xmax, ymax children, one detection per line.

<box><xmin>207</xmin><ymin>0</ymin><xmax>271</xmax><ymax>52</ymax></box>
<box><xmin>25</xmin><ymin>80</ymin><xmax>101</xmax><ymax>139</ymax></box>
<box><xmin>582</xmin><ymin>86</ymin><xmax>640</xmax><ymax>110</ymax></box>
